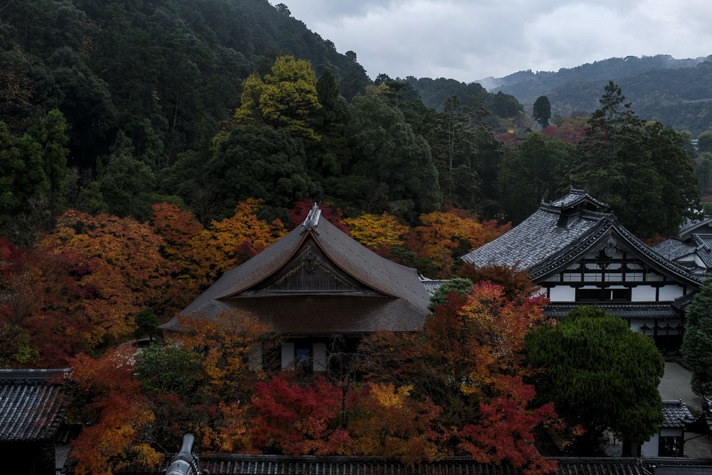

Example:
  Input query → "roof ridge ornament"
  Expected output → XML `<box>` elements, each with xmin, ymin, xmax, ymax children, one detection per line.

<box><xmin>300</xmin><ymin>203</ymin><xmax>321</xmax><ymax>236</ymax></box>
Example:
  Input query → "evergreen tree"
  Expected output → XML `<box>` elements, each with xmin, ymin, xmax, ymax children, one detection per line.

<box><xmin>570</xmin><ymin>81</ymin><xmax>700</xmax><ymax>238</ymax></box>
<box><xmin>526</xmin><ymin>306</ymin><xmax>664</xmax><ymax>455</ymax></box>
<box><xmin>134</xmin><ymin>308</ymin><xmax>159</xmax><ymax>342</ymax></box>
<box><xmin>682</xmin><ymin>277</ymin><xmax>712</xmax><ymax>397</ymax></box>
<box><xmin>532</xmin><ymin>96</ymin><xmax>551</xmax><ymax>128</ymax></box>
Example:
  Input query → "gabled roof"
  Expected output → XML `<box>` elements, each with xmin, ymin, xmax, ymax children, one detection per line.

<box><xmin>163</xmin><ymin>205</ymin><xmax>431</xmax><ymax>334</ymax></box>
<box><xmin>661</xmin><ymin>400</ymin><xmax>695</xmax><ymax>429</ymax></box>
<box><xmin>462</xmin><ymin>190</ymin><xmax>703</xmax><ymax>287</ymax></box>
<box><xmin>0</xmin><ymin>369</ymin><xmax>70</xmax><ymax>442</ymax></box>
<box><xmin>680</xmin><ymin>216</ymin><xmax>712</xmax><ymax>241</ymax></box>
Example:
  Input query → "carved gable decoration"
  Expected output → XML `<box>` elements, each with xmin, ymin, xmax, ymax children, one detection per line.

<box><xmin>236</xmin><ymin>239</ymin><xmax>382</xmax><ymax>297</ymax></box>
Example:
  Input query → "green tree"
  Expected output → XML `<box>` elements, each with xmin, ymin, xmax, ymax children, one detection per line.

<box><xmin>334</xmin><ymin>93</ymin><xmax>441</xmax><ymax>221</ymax></box>
<box><xmin>428</xmin><ymin>278</ymin><xmax>473</xmax><ymax>310</ymax></box>
<box><xmin>135</xmin><ymin>344</ymin><xmax>202</xmax><ymax>398</ymax></box>
<box><xmin>570</xmin><ymin>81</ymin><xmax>700</xmax><ymax>238</ymax></box>
<box><xmin>134</xmin><ymin>307</ymin><xmax>159</xmax><ymax>342</ymax></box>
<box><xmin>681</xmin><ymin>277</ymin><xmax>712</xmax><ymax>397</ymax></box>
<box><xmin>97</xmin><ymin>132</ymin><xmax>158</xmax><ymax>221</ymax></box>
<box><xmin>0</xmin><ymin>122</ymin><xmax>46</xmax><ymax>228</ymax></box>
<box><xmin>498</xmin><ymin>132</ymin><xmax>572</xmax><ymax>223</ymax></box>
<box><xmin>205</xmin><ymin>124</ymin><xmax>321</xmax><ymax>221</ymax></box>
<box><xmin>234</xmin><ymin>55</ymin><xmax>322</xmax><ymax>142</ymax></box>
<box><xmin>532</xmin><ymin>96</ymin><xmax>551</xmax><ymax>129</ymax></box>
<box><xmin>526</xmin><ymin>306</ymin><xmax>664</xmax><ymax>455</ymax></box>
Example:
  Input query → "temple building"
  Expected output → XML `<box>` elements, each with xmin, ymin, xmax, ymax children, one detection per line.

<box><xmin>654</xmin><ymin>216</ymin><xmax>712</xmax><ymax>276</ymax></box>
<box><xmin>161</xmin><ymin>204</ymin><xmax>431</xmax><ymax>371</ymax></box>
<box><xmin>461</xmin><ymin>189</ymin><xmax>703</xmax><ymax>350</ymax></box>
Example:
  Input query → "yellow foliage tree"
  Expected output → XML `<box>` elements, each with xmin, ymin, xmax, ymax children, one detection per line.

<box><xmin>186</xmin><ymin>199</ymin><xmax>286</xmax><ymax>288</ymax></box>
<box><xmin>343</xmin><ymin>212</ymin><xmax>409</xmax><ymax>249</ymax></box>
<box><xmin>234</xmin><ymin>55</ymin><xmax>322</xmax><ymax>142</ymax></box>
<box><xmin>411</xmin><ymin>208</ymin><xmax>510</xmax><ymax>277</ymax></box>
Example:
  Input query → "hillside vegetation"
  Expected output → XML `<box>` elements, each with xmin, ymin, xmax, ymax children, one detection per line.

<box><xmin>480</xmin><ymin>55</ymin><xmax>712</xmax><ymax>135</ymax></box>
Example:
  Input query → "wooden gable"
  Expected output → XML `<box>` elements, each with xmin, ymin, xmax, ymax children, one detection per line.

<box><xmin>233</xmin><ymin>237</ymin><xmax>383</xmax><ymax>298</ymax></box>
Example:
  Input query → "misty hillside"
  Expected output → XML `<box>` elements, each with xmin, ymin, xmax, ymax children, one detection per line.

<box><xmin>478</xmin><ymin>55</ymin><xmax>712</xmax><ymax>135</ymax></box>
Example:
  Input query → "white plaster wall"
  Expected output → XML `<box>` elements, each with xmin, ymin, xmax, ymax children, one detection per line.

<box><xmin>631</xmin><ymin>286</ymin><xmax>656</xmax><ymax>302</ymax></box>
<box><xmin>641</xmin><ymin>433</ymin><xmax>659</xmax><ymax>457</ymax></box>
<box><xmin>548</xmin><ymin>286</ymin><xmax>576</xmax><ymax>302</ymax></box>
<box><xmin>659</xmin><ymin>285</ymin><xmax>684</xmax><ymax>301</ymax></box>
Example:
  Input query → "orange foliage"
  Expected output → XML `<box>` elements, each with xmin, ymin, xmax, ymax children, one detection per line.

<box><xmin>36</xmin><ymin>210</ymin><xmax>178</xmax><ymax>341</ymax></box>
<box><xmin>172</xmin><ymin>310</ymin><xmax>271</xmax><ymax>452</ymax></box>
<box><xmin>343</xmin><ymin>212</ymin><xmax>409</xmax><ymax>249</ymax></box>
<box><xmin>174</xmin><ymin>310</ymin><xmax>269</xmax><ymax>400</ymax></box>
<box><xmin>186</xmin><ymin>199</ymin><xmax>286</xmax><ymax>288</ymax></box>
<box><xmin>408</xmin><ymin>208</ymin><xmax>510</xmax><ymax>277</ymax></box>
<box><xmin>344</xmin><ymin>383</ymin><xmax>445</xmax><ymax>463</ymax></box>
<box><xmin>456</xmin><ymin>263</ymin><xmax>539</xmax><ymax>304</ymax></box>
<box><xmin>150</xmin><ymin>203</ymin><xmax>204</xmax><ymax>263</ymax></box>
<box><xmin>69</xmin><ymin>348</ymin><xmax>161</xmax><ymax>475</ymax></box>
<box><xmin>361</xmin><ymin>283</ymin><xmax>559</xmax><ymax>472</ymax></box>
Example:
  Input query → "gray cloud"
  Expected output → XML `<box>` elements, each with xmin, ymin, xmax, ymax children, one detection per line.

<box><xmin>282</xmin><ymin>0</ymin><xmax>712</xmax><ymax>81</ymax></box>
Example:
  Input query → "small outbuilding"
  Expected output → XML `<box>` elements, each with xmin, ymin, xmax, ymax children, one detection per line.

<box><xmin>0</xmin><ymin>368</ymin><xmax>71</xmax><ymax>475</ymax></box>
<box><xmin>640</xmin><ymin>399</ymin><xmax>696</xmax><ymax>457</ymax></box>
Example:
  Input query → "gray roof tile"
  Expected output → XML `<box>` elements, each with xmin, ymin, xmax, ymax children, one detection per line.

<box><xmin>118</xmin><ymin>453</ymin><xmax>710</xmax><ymax>475</ymax></box>
<box><xmin>543</xmin><ymin>304</ymin><xmax>680</xmax><ymax>320</ymax></box>
<box><xmin>0</xmin><ymin>369</ymin><xmax>70</xmax><ymax>441</ymax></box>
<box><xmin>462</xmin><ymin>192</ymin><xmax>703</xmax><ymax>287</ymax></box>
<box><xmin>661</xmin><ymin>400</ymin><xmax>695</xmax><ymax>428</ymax></box>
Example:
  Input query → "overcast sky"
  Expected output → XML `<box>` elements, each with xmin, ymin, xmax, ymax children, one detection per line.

<box><xmin>283</xmin><ymin>0</ymin><xmax>712</xmax><ymax>82</ymax></box>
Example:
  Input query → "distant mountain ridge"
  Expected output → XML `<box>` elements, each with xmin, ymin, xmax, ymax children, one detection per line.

<box><xmin>479</xmin><ymin>55</ymin><xmax>706</xmax><ymax>96</ymax></box>
<box><xmin>475</xmin><ymin>55</ymin><xmax>712</xmax><ymax>135</ymax></box>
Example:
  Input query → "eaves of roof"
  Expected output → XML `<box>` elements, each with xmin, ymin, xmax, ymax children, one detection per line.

<box><xmin>117</xmin><ymin>453</ymin><xmax>712</xmax><ymax>475</ymax></box>
<box><xmin>530</xmin><ymin>216</ymin><xmax>703</xmax><ymax>288</ymax></box>
<box><xmin>0</xmin><ymin>369</ymin><xmax>71</xmax><ymax>442</ymax></box>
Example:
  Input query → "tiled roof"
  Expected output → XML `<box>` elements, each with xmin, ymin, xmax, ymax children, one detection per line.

<box><xmin>0</xmin><ymin>368</ymin><xmax>70</xmax><ymax>442</ymax></box>
<box><xmin>661</xmin><ymin>400</ymin><xmax>695</xmax><ymax>429</ymax></box>
<box><xmin>419</xmin><ymin>276</ymin><xmax>447</xmax><ymax>296</ymax></box>
<box><xmin>117</xmin><ymin>453</ymin><xmax>712</xmax><ymax>475</ymax></box>
<box><xmin>680</xmin><ymin>217</ymin><xmax>712</xmax><ymax>240</ymax></box>
<box><xmin>654</xmin><ymin>238</ymin><xmax>698</xmax><ymax>262</ymax></box>
<box><xmin>549</xmin><ymin>188</ymin><xmax>610</xmax><ymax>211</ymax></box>
<box><xmin>462</xmin><ymin>192</ymin><xmax>703</xmax><ymax>287</ymax></box>
<box><xmin>162</xmin><ymin>205</ymin><xmax>431</xmax><ymax>333</ymax></box>
<box><xmin>461</xmin><ymin>208</ymin><xmax>602</xmax><ymax>270</ymax></box>
<box><xmin>543</xmin><ymin>304</ymin><xmax>681</xmax><ymax>320</ymax></box>
<box><xmin>692</xmin><ymin>234</ymin><xmax>712</xmax><ymax>268</ymax></box>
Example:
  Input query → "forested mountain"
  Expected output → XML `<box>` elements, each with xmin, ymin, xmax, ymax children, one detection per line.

<box><xmin>0</xmin><ymin>0</ymin><xmax>369</xmax><ymax>170</ymax></box>
<box><xmin>403</xmin><ymin>77</ymin><xmax>522</xmax><ymax>118</ymax></box>
<box><xmin>479</xmin><ymin>55</ymin><xmax>712</xmax><ymax>135</ymax></box>
<box><xmin>0</xmin><ymin>0</ymin><xmax>703</xmax><ymax>245</ymax></box>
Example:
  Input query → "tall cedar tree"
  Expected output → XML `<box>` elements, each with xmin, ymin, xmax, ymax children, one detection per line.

<box><xmin>571</xmin><ymin>81</ymin><xmax>700</xmax><ymax>238</ymax></box>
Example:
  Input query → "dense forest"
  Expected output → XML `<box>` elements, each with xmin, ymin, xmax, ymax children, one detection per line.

<box><xmin>481</xmin><ymin>55</ymin><xmax>712</xmax><ymax>136</ymax></box>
